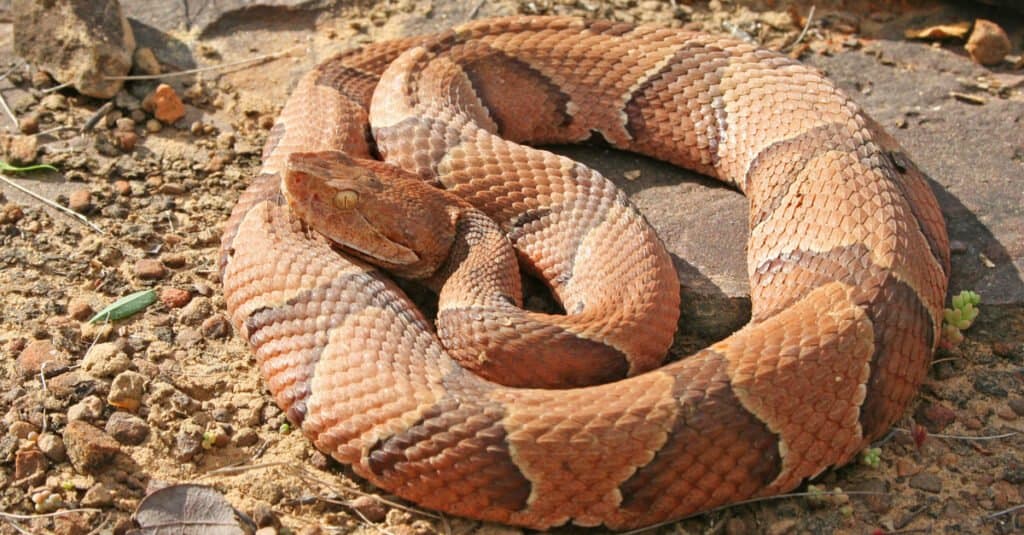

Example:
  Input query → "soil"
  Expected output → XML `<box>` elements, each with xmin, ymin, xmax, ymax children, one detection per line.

<box><xmin>0</xmin><ymin>1</ymin><xmax>1022</xmax><ymax>534</ymax></box>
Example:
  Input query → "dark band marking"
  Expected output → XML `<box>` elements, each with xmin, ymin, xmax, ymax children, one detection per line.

<box><xmin>367</xmin><ymin>393</ymin><xmax>531</xmax><ymax>512</ymax></box>
<box><xmin>313</xmin><ymin>60</ymin><xmax>381</xmax><ymax>106</ymax></box>
<box><xmin>745</xmin><ymin>122</ymin><xmax>861</xmax><ymax>225</ymax></box>
<box><xmin>858</xmin><ymin>274</ymin><xmax>935</xmax><ymax>440</ymax></box>
<box><xmin>459</xmin><ymin>47</ymin><xmax>574</xmax><ymax>142</ymax></box>
<box><xmin>618</xmin><ymin>352</ymin><xmax>781</xmax><ymax>513</ymax></box>
<box><xmin>623</xmin><ymin>42</ymin><xmax>731</xmax><ymax>167</ymax></box>
<box><xmin>262</xmin><ymin>122</ymin><xmax>286</xmax><ymax>160</ymax></box>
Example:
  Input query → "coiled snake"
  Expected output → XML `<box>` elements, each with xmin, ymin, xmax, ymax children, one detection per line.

<box><xmin>220</xmin><ymin>16</ymin><xmax>950</xmax><ymax>530</ymax></box>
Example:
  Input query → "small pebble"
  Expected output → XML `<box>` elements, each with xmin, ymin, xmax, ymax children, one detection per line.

<box><xmin>113</xmin><ymin>180</ymin><xmax>132</xmax><ymax>196</ymax></box>
<box><xmin>113</xmin><ymin>130</ymin><xmax>137</xmax><ymax>152</ymax></box>
<box><xmin>9</xmin><ymin>420</ymin><xmax>37</xmax><ymax>439</ymax></box>
<box><xmin>37</xmin><ymin>432</ymin><xmax>67</xmax><ymax>462</ymax></box>
<box><xmin>81</xmin><ymin>482</ymin><xmax>115</xmax><ymax>507</ymax></box>
<box><xmin>158</xmin><ymin>182</ymin><xmax>187</xmax><ymax>195</ymax></box>
<box><xmin>41</xmin><ymin>93</ymin><xmax>67</xmax><ymax>110</ymax></box>
<box><xmin>68</xmin><ymin>395</ymin><xmax>105</xmax><ymax>422</ymax></box>
<box><xmin>908</xmin><ymin>472</ymin><xmax>943</xmax><ymax>493</ymax></box>
<box><xmin>966</xmin><ymin>19</ymin><xmax>1011</xmax><ymax>65</ymax></box>
<box><xmin>6</xmin><ymin>135</ymin><xmax>39</xmax><ymax>164</ymax></box>
<box><xmin>190</xmin><ymin>121</ymin><xmax>205</xmax><ymax>136</ymax></box>
<box><xmin>179</xmin><ymin>297</ymin><xmax>213</xmax><ymax>325</ymax></box>
<box><xmin>16</xmin><ymin>339</ymin><xmax>69</xmax><ymax>377</ymax></box>
<box><xmin>134</xmin><ymin>258</ymin><xmax>167</xmax><ymax>280</ymax></box>
<box><xmin>31</xmin><ymin>70</ymin><xmax>53</xmax><ymax>88</ymax></box>
<box><xmin>14</xmin><ymin>449</ymin><xmax>47</xmax><ymax>486</ymax></box>
<box><xmin>159</xmin><ymin>287</ymin><xmax>191</xmax><ymax>308</ymax></box>
<box><xmin>107</xmin><ymin>370</ymin><xmax>147</xmax><ymax>411</ymax></box>
<box><xmin>145</xmin><ymin>119</ymin><xmax>162</xmax><ymax>133</ymax></box>
<box><xmin>133</xmin><ymin>47</ymin><xmax>162</xmax><ymax>75</ymax></box>
<box><xmin>143</xmin><ymin>84</ymin><xmax>186</xmax><ymax>123</ymax></box>
<box><xmin>915</xmin><ymin>401</ymin><xmax>957</xmax><ymax>432</ymax></box>
<box><xmin>160</xmin><ymin>252</ymin><xmax>187</xmax><ymax>268</ymax></box>
<box><xmin>1</xmin><ymin>203</ymin><xmax>24</xmax><ymax>223</ymax></box>
<box><xmin>996</xmin><ymin>405</ymin><xmax>1018</xmax><ymax>421</ymax></box>
<box><xmin>68</xmin><ymin>189</ymin><xmax>93</xmax><ymax>214</ymax></box>
<box><xmin>63</xmin><ymin>420</ymin><xmax>121</xmax><ymax>471</ymax></box>
<box><xmin>233</xmin><ymin>427</ymin><xmax>259</xmax><ymax>447</ymax></box>
<box><xmin>201</xmin><ymin>314</ymin><xmax>230</xmax><ymax>339</ymax></box>
<box><xmin>83</xmin><ymin>342</ymin><xmax>131</xmax><ymax>378</ymax></box>
<box><xmin>349</xmin><ymin>496</ymin><xmax>387</xmax><ymax>523</ymax></box>
<box><xmin>20</xmin><ymin>112</ymin><xmax>40</xmax><ymax>135</ymax></box>
<box><xmin>130</xmin><ymin>109</ymin><xmax>147</xmax><ymax>123</ymax></box>
<box><xmin>896</xmin><ymin>457</ymin><xmax>920</xmax><ymax>477</ymax></box>
<box><xmin>1009</xmin><ymin>398</ymin><xmax>1024</xmax><ymax>417</ymax></box>
<box><xmin>253</xmin><ymin>502</ymin><xmax>280</xmax><ymax>528</ymax></box>
<box><xmin>115</xmin><ymin>118</ymin><xmax>135</xmax><ymax>132</ymax></box>
<box><xmin>174</xmin><ymin>431</ymin><xmax>202</xmax><ymax>462</ymax></box>
<box><xmin>105</xmin><ymin>412</ymin><xmax>150</xmax><ymax>445</ymax></box>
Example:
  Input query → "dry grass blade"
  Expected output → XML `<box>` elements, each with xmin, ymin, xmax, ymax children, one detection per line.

<box><xmin>0</xmin><ymin>173</ymin><xmax>105</xmax><ymax>233</ymax></box>
<box><xmin>105</xmin><ymin>46</ymin><xmax>301</xmax><ymax>81</ymax></box>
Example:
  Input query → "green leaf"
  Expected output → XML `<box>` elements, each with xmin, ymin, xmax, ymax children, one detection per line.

<box><xmin>88</xmin><ymin>289</ymin><xmax>157</xmax><ymax>323</ymax></box>
<box><xmin>0</xmin><ymin>160</ymin><xmax>58</xmax><ymax>173</ymax></box>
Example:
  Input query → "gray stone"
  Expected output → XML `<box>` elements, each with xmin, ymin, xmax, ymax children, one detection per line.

<box><xmin>13</xmin><ymin>0</ymin><xmax>136</xmax><ymax>99</ymax></box>
<box><xmin>105</xmin><ymin>411</ymin><xmax>149</xmax><ymax>445</ymax></box>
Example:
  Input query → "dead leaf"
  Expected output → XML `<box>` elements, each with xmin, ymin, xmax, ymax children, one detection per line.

<box><xmin>905</xmin><ymin>21</ymin><xmax>971</xmax><ymax>41</ymax></box>
<box><xmin>133</xmin><ymin>484</ymin><xmax>243</xmax><ymax>534</ymax></box>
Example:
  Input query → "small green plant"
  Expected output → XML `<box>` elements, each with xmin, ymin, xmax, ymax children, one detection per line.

<box><xmin>861</xmin><ymin>446</ymin><xmax>881</xmax><ymax>468</ymax></box>
<box><xmin>279</xmin><ymin>422</ymin><xmax>292</xmax><ymax>434</ymax></box>
<box><xmin>60</xmin><ymin>480</ymin><xmax>75</xmax><ymax>491</ymax></box>
<box><xmin>0</xmin><ymin>161</ymin><xmax>58</xmax><ymax>173</ymax></box>
<box><xmin>201</xmin><ymin>431</ymin><xmax>216</xmax><ymax>450</ymax></box>
<box><xmin>941</xmin><ymin>290</ymin><xmax>980</xmax><ymax>348</ymax></box>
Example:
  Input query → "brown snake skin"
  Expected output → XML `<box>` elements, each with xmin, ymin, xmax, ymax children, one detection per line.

<box><xmin>220</xmin><ymin>17</ymin><xmax>950</xmax><ymax>530</ymax></box>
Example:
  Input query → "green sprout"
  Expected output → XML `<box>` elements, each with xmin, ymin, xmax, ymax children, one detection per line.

<box><xmin>861</xmin><ymin>447</ymin><xmax>881</xmax><ymax>468</ymax></box>
<box><xmin>279</xmin><ymin>422</ymin><xmax>292</xmax><ymax>434</ymax></box>
<box><xmin>941</xmin><ymin>290</ymin><xmax>980</xmax><ymax>348</ymax></box>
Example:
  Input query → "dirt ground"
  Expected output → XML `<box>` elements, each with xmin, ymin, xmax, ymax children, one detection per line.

<box><xmin>1</xmin><ymin>1</ymin><xmax>1022</xmax><ymax>534</ymax></box>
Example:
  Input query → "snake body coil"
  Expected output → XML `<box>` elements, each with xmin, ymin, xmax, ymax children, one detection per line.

<box><xmin>220</xmin><ymin>17</ymin><xmax>950</xmax><ymax>530</ymax></box>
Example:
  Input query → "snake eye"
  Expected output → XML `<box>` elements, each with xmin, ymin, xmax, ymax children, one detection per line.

<box><xmin>334</xmin><ymin>190</ymin><xmax>359</xmax><ymax>210</ymax></box>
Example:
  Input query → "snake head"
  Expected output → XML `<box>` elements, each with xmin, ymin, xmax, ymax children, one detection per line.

<box><xmin>282</xmin><ymin>151</ymin><xmax>457</xmax><ymax>279</ymax></box>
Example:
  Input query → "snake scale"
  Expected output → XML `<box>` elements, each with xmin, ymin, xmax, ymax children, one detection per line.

<box><xmin>220</xmin><ymin>17</ymin><xmax>950</xmax><ymax>530</ymax></box>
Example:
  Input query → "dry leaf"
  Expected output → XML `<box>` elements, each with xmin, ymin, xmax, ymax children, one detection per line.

<box><xmin>905</xmin><ymin>21</ymin><xmax>971</xmax><ymax>41</ymax></box>
<box><xmin>133</xmin><ymin>484</ymin><xmax>243</xmax><ymax>535</ymax></box>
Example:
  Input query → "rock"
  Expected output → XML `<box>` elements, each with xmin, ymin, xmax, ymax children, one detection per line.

<box><xmin>19</xmin><ymin>112</ymin><xmax>40</xmax><ymax>135</ymax></box>
<box><xmin>113</xmin><ymin>130</ymin><xmax>137</xmax><ymax>152</ymax></box>
<box><xmin>17</xmin><ymin>339</ymin><xmax>69</xmax><ymax>377</ymax></box>
<box><xmin>178</xmin><ymin>297</ymin><xmax>212</xmax><ymax>325</ymax></box>
<box><xmin>133</xmin><ymin>46</ymin><xmax>161</xmax><ymax>75</ymax></box>
<box><xmin>173</xmin><ymin>430</ymin><xmax>202</xmax><ymax>462</ymax></box>
<box><xmin>160</xmin><ymin>252</ymin><xmax>187</xmax><ymax>268</ymax></box>
<box><xmin>252</xmin><ymin>502</ymin><xmax>280</xmax><ymax>528</ymax></box>
<box><xmin>767</xmin><ymin>519</ymin><xmax>798</xmax><ymax>535</ymax></box>
<box><xmin>107</xmin><ymin>370</ymin><xmax>146</xmax><ymax>411</ymax></box>
<box><xmin>1009</xmin><ymin>398</ymin><xmax>1024</xmax><ymax>417</ymax></box>
<box><xmin>1</xmin><ymin>134</ymin><xmax>40</xmax><ymax>165</ymax></box>
<box><xmin>233</xmin><ymin>427</ymin><xmax>259</xmax><ymax>447</ymax></box>
<box><xmin>348</xmin><ymin>496</ymin><xmax>387</xmax><ymax>523</ymax></box>
<box><xmin>134</xmin><ymin>258</ymin><xmax>167</xmax><ymax>280</ymax></box>
<box><xmin>63</xmin><ymin>420</ymin><xmax>120</xmax><ymax>471</ymax></box>
<box><xmin>897</xmin><ymin>457</ymin><xmax>920</xmax><ymax>477</ymax></box>
<box><xmin>996</xmin><ymin>405</ymin><xmax>1018</xmax><ymax>421</ymax></box>
<box><xmin>104</xmin><ymin>411</ymin><xmax>149</xmax><ymax>445</ymax></box>
<box><xmin>67</xmin><ymin>298</ymin><xmax>94</xmax><ymax>321</ymax></box>
<box><xmin>12</xmin><ymin>0</ymin><xmax>136</xmax><ymax>98</ymax></box>
<box><xmin>82</xmin><ymin>342</ymin><xmax>131</xmax><ymax>378</ymax></box>
<box><xmin>68</xmin><ymin>189</ymin><xmax>92</xmax><ymax>214</ymax></box>
<box><xmin>9</xmin><ymin>421</ymin><xmax>37</xmax><ymax>439</ymax></box>
<box><xmin>908</xmin><ymin>472</ymin><xmax>943</xmax><ymax>493</ymax></box>
<box><xmin>81</xmin><ymin>482</ymin><xmax>115</xmax><ymax>507</ymax></box>
<box><xmin>965</xmin><ymin>19</ymin><xmax>1011</xmax><ymax>66</ymax></box>
<box><xmin>914</xmin><ymin>401</ymin><xmax>957</xmax><ymax>432</ymax></box>
<box><xmin>143</xmin><ymin>83</ymin><xmax>185</xmax><ymax>123</ymax></box>
<box><xmin>14</xmin><ymin>449</ymin><xmax>48</xmax><ymax>486</ymax></box>
<box><xmin>68</xmin><ymin>395</ymin><xmax>104</xmax><ymax>421</ymax></box>
<box><xmin>41</xmin><ymin>93</ymin><xmax>67</xmax><ymax>110</ymax></box>
<box><xmin>201</xmin><ymin>314</ymin><xmax>230</xmax><ymax>339</ymax></box>
<box><xmin>159</xmin><ymin>287</ymin><xmax>191</xmax><ymax>308</ymax></box>
<box><xmin>37</xmin><ymin>432</ymin><xmax>67</xmax><ymax>462</ymax></box>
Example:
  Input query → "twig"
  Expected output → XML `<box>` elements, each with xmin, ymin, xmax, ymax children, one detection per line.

<box><xmin>985</xmin><ymin>503</ymin><xmax>1024</xmax><ymax>519</ymax></box>
<box><xmin>930</xmin><ymin>356</ymin><xmax>963</xmax><ymax>366</ymax></box>
<box><xmin>0</xmin><ymin>508</ymin><xmax>102</xmax><ymax>521</ymax></box>
<box><xmin>40</xmin><ymin>81</ymin><xmax>74</xmax><ymax>94</ymax></box>
<box><xmin>467</xmin><ymin>0</ymin><xmax>485</xmax><ymax>20</ymax></box>
<box><xmin>894</xmin><ymin>428</ymin><xmax>1019</xmax><ymax>441</ymax></box>
<box><xmin>787</xmin><ymin>5</ymin><xmax>816</xmax><ymax>51</ymax></box>
<box><xmin>0</xmin><ymin>173</ymin><xmax>105</xmax><ymax>234</ymax></box>
<box><xmin>39</xmin><ymin>362</ymin><xmax>49</xmax><ymax>434</ymax></box>
<box><xmin>81</xmin><ymin>101</ymin><xmax>115</xmax><ymax>133</ymax></box>
<box><xmin>105</xmin><ymin>47</ymin><xmax>301</xmax><ymax>81</ymax></box>
<box><xmin>0</xmin><ymin>90</ymin><xmax>19</xmax><ymax>131</ymax></box>
<box><xmin>0</xmin><ymin>61</ymin><xmax>27</xmax><ymax>83</ymax></box>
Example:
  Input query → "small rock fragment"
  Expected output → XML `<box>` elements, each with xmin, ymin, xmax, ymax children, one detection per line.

<box><xmin>82</xmin><ymin>482</ymin><xmax>116</xmax><ymax>507</ymax></box>
<box><xmin>17</xmin><ymin>339</ymin><xmax>69</xmax><ymax>377</ymax></box>
<box><xmin>201</xmin><ymin>314</ymin><xmax>230</xmax><ymax>339</ymax></box>
<box><xmin>143</xmin><ymin>83</ymin><xmax>185</xmax><ymax>123</ymax></box>
<box><xmin>159</xmin><ymin>287</ymin><xmax>191</xmax><ymax>308</ymax></box>
<box><xmin>2</xmin><ymin>134</ymin><xmax>40</xmax><ymax>165</ymax></box>
<box><xmin>179</xmin><ymin>297</ymin><xmax>213</xmax><ymax>325</ymax></box>
<box><xmin>233</xmin><ymin>427</ymin><xmax>259</xmax><ymax>447</ymax></box>
<box><xmin>1009</xmin><ymin>398</ymin><xmax>1024</xmax><ymax>417</ymax></box>
<box><xmin>68</xmin><ymin>189</ymin><xmax>93</xmax><ymax>214</ymax></box>
<box><xmin>20</xmin><ymin>112</ymin><xmax>40</xmax><ymax>135</ymax></box>
<box><xmin>67</xmin><ymin>298</ymin><xmax>94</xmax><ymax>321</ymax></box>
<box><xmin>966</xmin><ymin>19</ymin><xmax>1011</xmax><ymax>66</ymax></box>
<box><xmin>134</xmin><ymin>258</ymin><xmax>167</xmax><ymax>280</ymax></box>
<box><xmin>348</xmin><ymin>496</ymin><xmax>387</xmax><ymax>523</ymax></box>
<box><xmin>107</xmin><ymin>370</ymin><xmax>146</xmax><ymax>411</ymax></box>
<box><xmin>68</xmin><ymin>395</ymin><xmax>105</xmax><ymax>421</ymax></box>
<box><xmin>37</xmin><ymin>432</ymin><xmax>67</xmax><ymax>462</ymax></box>
<box><xmin>82</xmin><ymin>342</ymin><xmax>131</xmax><ymax>378</ymax></box>
<box><xmin>915</xmin><ymin>401</ymin><xmax>957</xmax><ymax>432</ymax></box>
<box><xmin>105</xmin><ymin>411</ymin><xmax>149</xmax><ymax>445</ymax></box>
<box><xmin>132</xmin><ymin>47</ymin><xmax>161</xmax><ymax>75</ymax></box>
<box><xmin>113</xmin><ymin>180</ymin><xmax>132</xmax><ymax>196</ymax></box>
<box><xmin>908</xmin><ymin>472</ymin><xmax>943</xmax><ymax>493</ymax></box>
<box><xmin>12</xmin><ymin>0</ymin><xmax>136</xmax><ymax>98</ymax></box>
<box><xmin>62</xmin><ymin>420</ymin><xmax>120</xmax><ymax>471</ymax></box>
<box><xmin>113</xmin><ymin>130</ymin><xmax>137</xmax><ymax>152</ymax></box>
<box><xmin>15</xmin><ymin>449</ymin><xmax>48</xmax><ymax>486</ymax></box>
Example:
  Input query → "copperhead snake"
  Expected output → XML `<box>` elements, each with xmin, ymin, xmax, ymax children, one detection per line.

<box><xmin>220</xmin><ymin>17</ymin><xmax>950</xmax><ymax>530</ymax></box>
